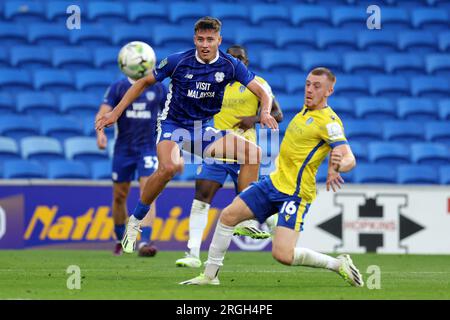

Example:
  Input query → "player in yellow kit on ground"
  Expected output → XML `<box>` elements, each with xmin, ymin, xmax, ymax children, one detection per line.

<box><xmin>180</xmin><ymin>67</ymin><xmax>364</xmax><ymax>287</ymax></box>
<box><xmin>175</xmin><ymin>45</ymin><xmax>283</xmax><ymax>268</ymax></box>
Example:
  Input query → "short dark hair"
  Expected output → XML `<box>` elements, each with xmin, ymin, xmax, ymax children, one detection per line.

<box><xmin>227</xmin><ymin>44</ymin><xmax>247</xmax><ymax>56</ymax></box>
<box><xmin>194</xmin><ymin>17</ymin><xmax>222</xmax><ymax>33</ymax></box>
<box><xmin>310</xmin><ymin>67</ymin><xmax>336</xmax><ymax>84</ymax></box>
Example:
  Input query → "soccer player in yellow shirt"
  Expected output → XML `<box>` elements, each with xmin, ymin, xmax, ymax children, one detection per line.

<box><xmin>181</xmin><ymin>67</ymin><xmax>364</xmax><ymax>287</ymax></box>
<box><xmin>176</xmin><ymin>45</ymin><xmax>283</xmax><ymax>268</ymax></box>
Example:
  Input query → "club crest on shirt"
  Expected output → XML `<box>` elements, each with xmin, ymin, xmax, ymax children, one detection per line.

<box><xmin>146</xmin><ymin>92</ymin><xmax>155</xmax><ymax>101</ymax></box>
<box><xmin>306</xmin><ymin>117</ymin><xmax>314</xmax><ymax>125</ymax></box>
<box><xmin>239</xmin><ymin>85</ymin><xmax>246</xmax><ymax>92</ymax></box>
<box><xmin>215</xmin><ymin>72</ymin><xmax>225</xmax><ymax>83</ymax></box>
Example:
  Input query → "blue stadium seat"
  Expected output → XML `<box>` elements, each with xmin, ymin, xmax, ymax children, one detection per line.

<box><xmin>348</xmin><ymin>141</ymin><xmax>368</xmax><ymax>163</ymax></box>
<box><xmin>16</xmin><ymin>92</ymin><xmax>58</xmax><ymax>116</ymax></box>
<box><xmin>425</xmin><ymin>54</ymin><xmax>450</xmax><ymax>76</ymax></box>
<box><xmin>344</xmin><ymin>120</ymin><xmax>383</xmax><ymax>143</ymax></box>
<box><xmin>27</xmin><ymin>23</ymin><xmax>70</xmax><ymax>46</ymax></box>
<box><xmin>331</xmin><ymin>6</ymin><xmax>367</xmax><ymax>29</ymax></box>
<box><xmin>383</xmin><ymin>121</ymin><xmax>425</xmax><ymax>143</ymax></box>
<box><xmin>353</xmin><ymin>164</ymin><xmax>397</xmax><ymax>184</ymax></box>
<box><xmin>385</xmin><ymin>54</ymin><xmax>425</xmax><ymax>76</ymax></box>
<box><xmin>3</xmin><ymin>160</ymin><xmax>46</xmax><ymax>179</ymax></box>
<box><xmin>4</xmin><ymin>1</ymin><xmax>45</xmax><ymax>23</ymax></box>
<box><xmin>291</xmin><ymin>5</ymin><xmax>331</xmax><ymax>28</ymax></box>
<box><xmin>256</xmin><ymin>72</ymin><xmax>286</xmax><ymax>94</ymax></box>
<box><xmin>438</xmin><ymin>99</ymin><xmax>450</xmax><ymax>120</ymax></box>
<box><xmin>398</xmin><ymin>31</ymin><xmax>437</xmax><ymax>54</ymax></box>
<box><xmin>111</xmin><ymin>24</ymin><xmax>153</xmax><ymax>46</ymax></box>
<box><xmin>47</xmin><ymin>1</ymin><xmax>86</xmax><ymax>23</ymax></box>
<box><xmin>40</xmin><ymin>116</ymin><xmax>84</xmax><ymax>141</ymax></box>
<box><xmin>210</xmin><ymin>3</ymin><xmax>250</xmax><ymax>28</ymax></box>
<box><xmin>410</xmin><ymin>76</ymin><xmax>450</xmax><ymax>98</ymax></box>
<box><xmin>316</xmin><ymin>29</ymin><xmax>357</xmax><ymax>52</ymax></box>
<box><xmin>21</xmin><ymin>136</ymin><xmax>64</xmax><ymax>162</ymax></box>
<box><xmin>285</xmin><ymin>72</ymin><xmax>308</xmax><ymax>94</ymax></box>
<box><xmin>83</xmin><ymin>117</ymin><xmax>114</xmax><ymax>140</ymax></box>
<box><xmin>357</xmin><ymin>31</ymin><xmax>398</xmax><ymax>54</ymax></box>
<box><xmin>69</xmin><ymin>24</ymin><xmax>112</xmax><ymax>47</ymax></box>
<box><xmin>0</xmin><ymin>115</ymin><xmax>39</xmax><ymax>140</ymax></box>
<box><xmin>260</xmin><ymin>50</ymin><xmax>302</xmax><ymax>72</ymax></box>
<box><xmin>411</xmin><ymin>8</ymin><xmax>449</xmax><ymax>31</ymax></box>
<box><xmin>33</xmin><ymin>69</ymin><xmax>74</xmax><ymax>92</ymax></box>
<box><xmin>153</xmin><ymin>25</ymin><xmax>193</xmax><ymax>49</ymax></box>
<box><xmin>368</xmin><ymin>142</ymin><xmax>410</xmax><ymax>165</ymax></box>
<box><xmin>378</xmin><ymin>7</ymin><xmax>410</xmax><ymax>30</ymax></box>
<box><xmin>219</xmin><ymin>26</ymin><xmax>238</xmax><ymax>53</ymax></box>
<box><xmin>276</xmin><ymin>94</ymin><xmax>301</xmax><ymax>113</ymax></box>
<box><xmin>250</xmin><ymin>4</ymin><xmax>290</xmax><ymax>27</ymax></box>
<box><xmin>0</xmin><ymin>93</ymin><xmax>15</xmax><ymax>115</ymax></box>
<box><xmin>60</xmin><ymin>92</ymin><xmax>99</xmax><ymax>117</ymax></box>
<box><xmin>91</xmin><ymin>160</ymin><xmax>112</xmax><ymax>180</ymax></box>
<box><xmin>397</xmin><ymin>165</ymin><xmax>439</xmax><ymax>184</ymax></box>
<box><xmin>169</xmin><ymin>2</ymin><xmax>208</xmax><ymax>25</ymax></box>
<box><xmin>355</xmin><ymin>97</ymin><xmax>396</xmax><ymax>120</ymax></box>
<box><xmin>411</xmin><ymin>143</ymin><xmax>449</xmax><ymax>166</ymax></box>
<box><xmin>47</xmin><ymin>160</ymin><xmax>90</xmax><ymax>179</ymax></box>
<box><xmin>275</xmin><ymin>28</ymin><xmax>315</xmax><ymax>52</ymax></box>
<box><xmin>0</xmin><ymin>68</ymin><xmax>33</xmax><ymax>92</ymax></box>
<box><xmin>10</xmin><ymin>46</ymin><xmax>51</xmax><ymax>69</ymax></box>
<box><xmin>87</xmin><ymin>2</ymin><xmax>127</xmax><ymax>24</ymax></box>
<box><xmin>397</xmin><ymin>98</ymin><xmax>438</xmax><ymax>121</ymax></box>
<box><xmin>0</xmin><ymin>137</ymin><xmax>20</xmax><ymax>162</ymax></box>
<box><xmin>438</xmin><ymin>31</ymin><xmax>450</xmax><ymax>52</ymax></box>
<box><xmin>425</xmin><ymin>122</ymin><xmax>450</xmax><ymax>144</ymax></box>
<box><xmin>316</xmin><ymin>163</ymin><xmax>328</xmax><ymax>183</ymax></box>
<box><xmin>328</xmin><ymin>96</ymin><xmax>355</xmax><ymax>119</ymax></box>
<box><xmin>369</xmin><ymin>75</ymin><xmax>410</xmax><ymax>97</ymax></box>
<box><xmin>75</xmin><ymin>70</ymin><xmax>117</xmax><ymax>94</ymax></box>
<box><xmin>65</xmin><ymin>137</ymin><xmax>109</xmax><ymax>164</ymax></box>
<box><xmin>52</xmin><ymin>47</ymin><xmax>93</xmax><ymax>69</ymax></box>
<box><xmin>94</xmin><ymin>47</ymin><xmax>119</xmax><ymax>69</ymax></box>
<box><xmin>333</xmin><ymin>75</ymin><xmax>369</xmax><ymax>97</ymax></box>
<box><xmin>0</xmin><ymin>23</ymin><xmax>27</xmax><ymax>46</ymax></box>
<box><xmin>440</xmin><ymin>166</ymin><xmax>450</xmax><ymax>184</ymax></box>
<box><xmin>302</xmin><ymin>51</ymin><xmax>342</xmax><ymax>72</ymax></box>
<box><xmin>343</xmin><ymin>52</ymin><xmax>384</xmax><ymax>75</ymax></box>
<box><xmin>235</xmin><ymin>27</ymin><xmax>276</xmax><ymax>52</ymax></box>
<box><xmin>128</xmin><ymin>2</ymin><xmax>168</xmax><ymax>25</ymax></box>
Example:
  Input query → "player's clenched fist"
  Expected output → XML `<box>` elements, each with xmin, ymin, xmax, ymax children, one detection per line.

<box><xmin>95</xmin><ymin>111</ymin><xmax>119</xmax><ymax>131</ymax></box>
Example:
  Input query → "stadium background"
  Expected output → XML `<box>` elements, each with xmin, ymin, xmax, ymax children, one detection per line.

<box><xmin>0</xmin><ymin>0</ymin><xmax>449</xmax><ymax>255</ymax></box>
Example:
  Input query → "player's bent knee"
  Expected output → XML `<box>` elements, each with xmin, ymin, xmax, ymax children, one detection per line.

<box><xmin>219</xmin><ymin>207</ymin><xmax>240</xmax><ymax>227</ymax></box>
<box><xmin>157</xmin><ymin>162</ymin><xmax>182</xmax><ymax>180</ymax></box>
<box><xmin>272</xmin><ymin>247</ymin><xmax>294</xmax><ymax>266</ymax></box>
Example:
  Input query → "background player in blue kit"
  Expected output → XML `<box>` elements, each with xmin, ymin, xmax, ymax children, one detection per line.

<box><xmin>95</xmin><ymin>17</ymin><xmax>278</xmax><ymax>254</ymax></box>
<box><xmin>96</xmin><ymin>43</ymin><xmax>167</xmax><ymax>256</ymax></box>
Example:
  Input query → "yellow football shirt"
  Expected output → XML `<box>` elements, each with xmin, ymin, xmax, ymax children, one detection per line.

<box><xmin>214</xmin><ymin>76</ymin><xmax>273</xmax><ymax>143</ymax></box>
<box><xmin>270</xmin><ymin>105</ymin><xmax>348</xmax><ymax>203</ymax></box>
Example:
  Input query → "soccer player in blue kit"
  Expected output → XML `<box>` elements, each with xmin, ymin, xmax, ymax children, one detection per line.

<box><xmin>96</xmin><ymin>46</ymin><xmax>167</xmax><ymax>256</ymax></box>
<box><xmin>95</xmin><ymin>17</ymin><xmax>278</xmax><ymax>253</ymax></box>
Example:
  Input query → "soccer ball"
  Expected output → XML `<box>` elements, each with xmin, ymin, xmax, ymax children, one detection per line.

<box><xmin>118</xmin><ymin>41</ymin><xmax>156</xmax><ymax>80</ymax></box>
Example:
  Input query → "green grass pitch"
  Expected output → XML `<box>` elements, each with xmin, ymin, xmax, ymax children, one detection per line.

<box><xmin>0</xmin><ymin>250</ymin><xmax>449</xmax><ymax>300</ymax></box>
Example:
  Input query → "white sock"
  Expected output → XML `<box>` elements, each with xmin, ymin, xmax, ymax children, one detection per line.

<box><xmin>292</xmin><ymin>247</ymin><xmax>341</xmax><ymax>272</ymax></box>
<box><xmin>204</xmin><ymin>221</ymin><xmax>234</xmax><ymax>279</ymax></box>
<box><xmin>187</xmin><ymin>199</ymin><xmax>210</xmax><ymax>258</ymax></box>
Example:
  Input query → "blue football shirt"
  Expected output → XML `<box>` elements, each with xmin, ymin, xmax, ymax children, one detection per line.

<box><xmin>153</xmin><ymin>48</ymin><xmax>255</xmax><ymax>126</ymax></box>
<box><xmin>103</xmin><ymin>78</ymin><xmax>167</xmax><ymax>153</ymax></box>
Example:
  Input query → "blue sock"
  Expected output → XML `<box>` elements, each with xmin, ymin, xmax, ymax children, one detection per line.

<box><xmin>132</xmin><ymin>200</ymin><xmax>150</xmax><ymax>220</ymax></box>
<box><xmin>140</xmin><ymin>226</ymin><xmax>153</xmax><ymax>244</ymax></box>
<box><xmin>114</xmin><ymin>224</ymin><xmax>125</xmax><ymax>241</ymax></box>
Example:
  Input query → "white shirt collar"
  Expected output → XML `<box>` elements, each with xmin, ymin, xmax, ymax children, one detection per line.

<box><xmin>195</xmin><ymin>50</ymin><xmax>219</xmax><ymax>64</ymax></box>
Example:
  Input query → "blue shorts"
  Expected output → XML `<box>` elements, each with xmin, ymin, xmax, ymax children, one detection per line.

<box><xmin>157</xmin><ymin>118</ymin><xmax>226</xmax><ymax>156</ymax></box>
<box><xmin>196</xmin><ymin>162</ymin><xmax>240</xmax><ymax>193</ymax></box>
<box><xmin>112</xmin><ymin>150</ymin><xmax>158</xmax><ymax>183</ymax></box>
<box><xmin>239</xmin><ymin>176</ymin><xmax>311</xmax><ymax>232</ymax></box>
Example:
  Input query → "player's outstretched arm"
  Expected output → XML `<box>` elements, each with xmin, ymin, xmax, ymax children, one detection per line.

<box><xmin>95</xmin><ymin>74</ymin><xmax>156</xmax><ymax>130</ymax></box>
<box><xmin>246</xmin><ymin>79</ymin><xmax>278</xmax><ymax>129</ymax></box>
<box><xmin>330</xmin><ymin>144</ymin><xmax>356</xmax><ymax>173</ymax></box>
